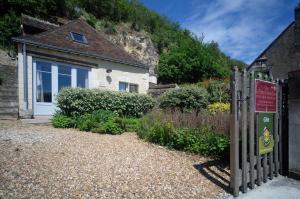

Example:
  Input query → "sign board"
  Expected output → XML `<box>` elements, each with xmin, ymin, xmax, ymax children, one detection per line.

<box><xmin>255</xmin><ymin>79</ymin><xmax>277</xmax><ymax>113</ymax></box>
<box><xmin>258</xmin><ymin>113</ymin><xmax>274</xmax><ymax>155</ymax></box>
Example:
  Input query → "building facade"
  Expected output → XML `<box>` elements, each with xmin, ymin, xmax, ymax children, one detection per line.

<box><xmin>13</xmin><ymin>16</ymin><xmax>151</xmax><ymax>118</ymax></box>
<box><xmin>248</xmin><ymin>5</ymin><xmax>300</xmax><ymax>179</ymax></box>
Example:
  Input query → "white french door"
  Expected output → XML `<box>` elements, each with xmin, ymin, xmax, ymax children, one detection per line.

<box><xmin>33</xmin><ymin>60</ymin><xmax>90</xmax><ymax>116</ymax></box>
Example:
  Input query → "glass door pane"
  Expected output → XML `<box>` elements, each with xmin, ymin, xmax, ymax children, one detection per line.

<box><xmin>77</xmin><ymin>68</ymin><xmax>88</xmax><ymax>88</ymax></box>
<box><xmin>58</xmin><ymin>65</ymin><xmax>72</xmax><ymax>91</ymax></box>
<box><xmin>36</xmin><ymin>61</ymin><xmax>52</xmax><ymax>102</ymax></box>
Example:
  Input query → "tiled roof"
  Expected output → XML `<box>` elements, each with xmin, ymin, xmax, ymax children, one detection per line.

<box><xmin>21</xmin><ymin>14</ymin><xmax>59</xmax><ymax>31</ymax></box>
<box><xmin>14</xmin><ymin>19</ymin><xmax>148</xmax><ymax>69</ymax></box>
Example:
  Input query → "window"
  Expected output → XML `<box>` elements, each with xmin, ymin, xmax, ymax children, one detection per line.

<box><xmin>36</xmin><ymin>61</ymin><xmax>52</xmax><ymax>102</ymax></box>
<box><xmin>119</xmin><ymin>82</ymin><xmax>139</xmax><ymax>93</ymax></box>
<box><xmin>119</xmin><ymin>82</ymin><xmax>128</xmax><ymax>92</ymax></box>
<box><xmin>129</xmin><ymin>84</ymin><xmax>138</xmax><ymax>93</ymax></box>
<box><xmin>58</xmin><ymin>65</ymin><xmax>72</xmax><ymax>91</ymax></box>
<box><xmin>77</xmin><ymin>68</ymin><xmax>89</xmax><ymax>88</ymax></box>
<box><xmin>70</xmin><ymin>32</ymin><xmax>88</xmax><ymax>44</ymax></box>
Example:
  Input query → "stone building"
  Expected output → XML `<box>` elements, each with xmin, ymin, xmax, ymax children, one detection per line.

<box><xmin>9</xmin><ymin>15</ymin><xmax>153</xmax><ymax>118</ymax></box>
<box><xmin>247</xmin><ymin>5</ymin><xmax>300</xmax><ymax>179</ymax></box>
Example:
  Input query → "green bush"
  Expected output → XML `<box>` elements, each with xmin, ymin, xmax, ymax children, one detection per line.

<box><xmin>137</xmin><ymin>114</ymin><xmax>229</xmax><ymax>159</ymax></box>
<box><xmin>102</xmin><ymin>118</ymin><xmax>123</xmax><ymax>134</ymax></box>
<box><xmin>206</xmin><ymin>80</ymin><xmax>230</xmax><ymax>103</ymax></box>
<box><xmin>123</xmin><ymin>118</ymin><xmax>141</xmax><ymax>132</ymax></box>
<box><xmin>76</xmin><ymin>109</ymin><xmax>117</xmax><ymax>131</ymax></box>
<box><xmin>56</xmin><ymin>88</ymin><xmax>155</xmax><ymax>118</ymax></box>
<box><xmin>91</xmin><ymin>117</ymin><xmax>125</xmax><ymax>135</ymax></box>
<box><xmin>76</xmin><ymin>114</ymin><xmax>99</xmax><ymax>131</ymax></box>
<box><xmin>93</xmin><ymin>109</ymin><xmax>118</xmax><ymax>123</ymax></box>
<box><xmin>159</xmin><ymin>86</ymin><xmax>209</xmax><ymax>112</ymax></box>
<box><xmin>52</xmin><ymin>109</ymin><xmax>127</xmax><ymax>135</ymax></box>
<box><xmin>52</xmin><ymin>113</ymin><xmax>74</xmax><ymax>128</ymax></box>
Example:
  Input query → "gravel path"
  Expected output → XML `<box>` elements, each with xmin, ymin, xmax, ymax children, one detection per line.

<box><xmin>0</xmin><ymin>120</ymin><xmax>230</xmax><ymax>199</ymax></box>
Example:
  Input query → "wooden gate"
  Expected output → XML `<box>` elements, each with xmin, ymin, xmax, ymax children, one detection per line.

<box><xmin>230</xmin><ymin>67</ymin><xmax>285</xmax><ymax>196</ymax></box>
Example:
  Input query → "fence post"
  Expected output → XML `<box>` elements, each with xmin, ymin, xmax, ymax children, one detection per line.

<box><xmin>230</xmin><ymin>66</ymin><xmax>240</xmax><ymax>197</ymax></box>
<box><xmin>241</xmin><ymin>69</ymin><xmax>248</xmax><ymax>193</ymax></box>
<box><xmin>274</xmin><ymin>79</ymin><xmax>280</xmax><ymax>176</ymax></box>
<box><xmin>249</xmin><ymin>71</ymin><xmax>255</xmax><ymax>189</ymax></box>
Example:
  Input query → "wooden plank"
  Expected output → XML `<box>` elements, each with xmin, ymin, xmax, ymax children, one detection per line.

<box><xmin>230</xmin><ymin>66</ymin><xmax>240</xmax><ymax>197</ymax></box>
<box><xmin>249</xmin><ymin>71</ymin><xmax>255</xmax><ymax>189</ymax></box>
<box><xmin>256</xmin><ymin>113</ymin><xmax>262</xmax><ymax>186</ymax></box>
<box><xmin>274</xmin><ymin>80</ymin><xmax>280</xmax><ymax>176</ymax></box>
<box><xmin>239</xmin><ymin>164</ymin><xmax>259</xmax><ymax>186</ymax></box>
<box><xmin>263</xmin><ymin>154</ymin><xmax>268</xmax><ymax>182</ymax></box>
<box><xmin>241</xmin><ymin>69</ymin><xmax>248</xmax><ymax>193</ymax></box>
<box><xmin>270</xmin><ymin>152</ymin><xmax>274</xmax><ymax>179</ymax></box>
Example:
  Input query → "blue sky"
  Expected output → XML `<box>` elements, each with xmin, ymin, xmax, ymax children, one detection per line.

<box><xmin>140</xmin><ymin>0</ymin><xmax>298</xmax><ymax>64</ymax></box>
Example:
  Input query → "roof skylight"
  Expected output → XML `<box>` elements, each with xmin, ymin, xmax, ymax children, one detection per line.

<box><xmin>70</xmin><ymin>32</ymin><xmax>88</xmax><ymax>44</ymax></box>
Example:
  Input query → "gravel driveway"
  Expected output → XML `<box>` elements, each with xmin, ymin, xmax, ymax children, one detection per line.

<box><xmin>0</xmin><ymin>120</ymin><xmax>230</xmax><ymax>199</ymax></box>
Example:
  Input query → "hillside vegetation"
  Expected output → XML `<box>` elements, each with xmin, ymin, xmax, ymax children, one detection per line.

<box><xmin>0</xmin><ymin>0</ymin><xmax>246</xmax><ymax>84</ymax></box>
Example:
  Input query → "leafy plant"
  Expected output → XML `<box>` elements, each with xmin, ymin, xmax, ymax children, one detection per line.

<box><xmin>205</xmin><ymin>80</ymin><xmax>230</xmax><ymax>103</ymax></box>
<box><xmin>76</xmin><ymin>113</ymin><xmax>99</xmax><ymax>131</ymax></box>
<box><xmin>123</xmin><ymin>118</ymin><xmax>140</xmax><ymax>132</ymax></box>
<box><xmin>208</xmin><ymin>102</ymin><xmax>230</xmax><ymax>114</ymax></box>
<box><xmin>91</xmin><ymin>117</ymin><xmax>125</xmax><ymax>135</ymax></box>
<box><xmin>52</xmin><ymin>113</ymin><xmax>74</xmax><ymax>128</ymax></box>
<box><xmin>137</xmin><ymin>112</ymin><xmax>229</xmax><ymax>159</ymax></box>
<box><xmin>159</xmin><ymin>86</ymin><xmax>208</xmax><ymax>113</ymax></box>
<box><xmin>56</xmin><ymin>88</ymin><xmax>155</xmax><ymax>118</ymax></box>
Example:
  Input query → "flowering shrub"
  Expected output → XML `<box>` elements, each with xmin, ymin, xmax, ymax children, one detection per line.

<box><xmin>208</xmin><ymin>102</ymin><xmax>230</xmax><ymax>114</ymax></box>
<box><xmin>56</xmin><ymin>88</ymin><xmax>155</xmax><ymax>117</ymax></box>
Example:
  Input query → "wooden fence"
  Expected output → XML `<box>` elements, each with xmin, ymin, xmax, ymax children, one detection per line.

<box><xmin>230</xmin><ymin>67</ymin><xmax>284</xmax><ymax>196</ymax></box>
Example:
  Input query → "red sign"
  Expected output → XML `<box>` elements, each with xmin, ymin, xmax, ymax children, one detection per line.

<box><xmin>255</xmin><ymin>79</ymin><xmax>277</xmax><ymax>113</ymax></box>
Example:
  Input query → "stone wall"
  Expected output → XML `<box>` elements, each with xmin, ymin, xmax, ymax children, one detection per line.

<box><xmin>148</xmin><ymin>84</ymin><xmax>178</xmax><ymax>98</ymax></box>
<box><xmin>0</xmin><ymin>50</ymin><xmax>18</xmax><ymax>119</ymax></box>
<box><xmin>254</xmin><ymin>23</ymin><xmax>300</xmax><ymax>79</ymax></box>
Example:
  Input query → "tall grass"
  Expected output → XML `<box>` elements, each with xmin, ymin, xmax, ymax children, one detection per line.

<box><xmin>150</xmin><ymin>109</ymin><xmax>230</xmax><ymax>136</ymax></box>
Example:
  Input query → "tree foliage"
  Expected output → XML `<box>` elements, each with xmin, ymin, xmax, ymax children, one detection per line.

<box><xmin>0</xmin><ymin>0</ymin><xmax>246</xmax><ymax>83</ymax></box>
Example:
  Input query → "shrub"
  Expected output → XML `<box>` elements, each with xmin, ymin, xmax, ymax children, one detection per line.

<box><xmin>52</xmin><ymin>113</ymin><xmax>74</xmax><ymax>128</ymax></box>
<box><xmin>93</xmin><ymin>109</ymin><xmax>118</xmax><ymax>123</ymax></box>
<box><xmin>75</xmin><ymin>109</ymin><xmax>117</xmax><ymax>131</ymax></box>
<box><xmin>204</xmin><ymin>80</ymin><xmax>230</xmax><ymax>103</ymax></box>
<box><xmin>137</xmin><ymin>113</ymin><xmax>229</xmax><ymax>159</ymax></box>
<box><xmin>56</xmin><ymin>88</ymin><xmax>155</xmax><ymax>117</ymax></box>
<box><xmin>76</xmin><ymin>114</ymin><xmax>99</xmax><ymax>131</ymax></box>
<box><xmin>208</xmin><ymin>102</ymin><xmax>230</xmax><ymax>114</ymax></box>
<box><xmin>123</xmin><ymin>118</ymin><xmax>141</xmax><ymax>132</ymax></box>
<box><xmin>91</xmin><ymin>117</ymin><xmax>125</xmax><ymax>135</ymax></box>
<box><xmin>159</xmin><ymin>86</ymin><xmax>209</xmax><ymax>112</ymax></box>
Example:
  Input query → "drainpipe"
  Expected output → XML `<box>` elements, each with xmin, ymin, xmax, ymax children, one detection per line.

<box><xmin>23</xmin><ymin>43</ymin><xmax>28</xmax><ymax>111</ymax></box>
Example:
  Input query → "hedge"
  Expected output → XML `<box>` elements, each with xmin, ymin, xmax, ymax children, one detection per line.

<box><xmin>56</xmin><ymin>88</ymin><xmax>155</xmax><ymax>117</ymax></box>
<box><xmin>159</xmin><ymin>86</ymin><xmax>209</xmax><ymax>112</ymax></box>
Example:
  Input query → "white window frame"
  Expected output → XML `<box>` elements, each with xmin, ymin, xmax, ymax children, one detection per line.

<box><xmin>118</xmin><ymin>81</ymin><xmax>139</xmax><ymax>93</ymax></box>
<box><xmin>33</xmin><ymin>58</ymin><xmax>91</xmax><ymax>115</ymax></box>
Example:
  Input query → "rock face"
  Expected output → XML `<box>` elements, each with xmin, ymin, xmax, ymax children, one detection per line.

<box><xmin>101</xmin><ymin>24</ymin><xmax>159</xmax><ymax>75</ymax></box>
<box><xmin>0</xmin><ymin>49</ymin><xmax>17</xmax><ymax>66</ymax></box>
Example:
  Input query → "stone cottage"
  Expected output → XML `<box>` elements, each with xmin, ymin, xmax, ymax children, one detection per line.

<box><xmin>247</xmin><ymin>4</ymin><xmax>300</xmax><ymax>179</ymax></box>
<box><xmin>11</xmin><ymin>15</ymin><xmax>154</xmax><ymax>118</ymax></box>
